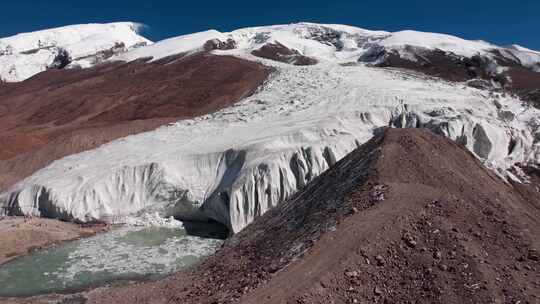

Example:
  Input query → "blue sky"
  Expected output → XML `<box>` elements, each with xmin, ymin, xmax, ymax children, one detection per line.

<box><xmin>1</xmin><ymin>0</ymin><xmax>539</xmax><ymax>50</ymax></box>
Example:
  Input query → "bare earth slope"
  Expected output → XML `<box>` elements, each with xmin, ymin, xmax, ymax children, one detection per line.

<box><xmin>0</xmin><ymin>217</ymin><xmax>107</xmax><ymax>265</ymax></box>
<box><xmin>0</xmin><ymin>53</ymin><xmax>269</xmax><ymax>191</ymax></box>
<box><xmin>46</xmin><ymin>128</ymin><xmax>537</xmax><ymax>304</ymax></box>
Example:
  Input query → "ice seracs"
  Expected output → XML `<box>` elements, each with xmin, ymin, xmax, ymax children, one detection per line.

<box><xmin>0</xmin><ymin>22</ymin><xmax>151</xmax><ymax>82</ymax></box>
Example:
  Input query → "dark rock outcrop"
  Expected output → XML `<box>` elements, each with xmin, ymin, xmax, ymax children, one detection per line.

<box><xmin>252</xmin><ymin>42</ymin><xmax>318</xmax><ymax>66</ymax></box>
<box><xmin>204</xmin><ymin>38</ymin><xmax>237</xmax><ymax>51</ymax></box>
<box><xmin>48</xmin><ymin>48</ymin><xmax>72</xmax><ymax>69</ymax></box>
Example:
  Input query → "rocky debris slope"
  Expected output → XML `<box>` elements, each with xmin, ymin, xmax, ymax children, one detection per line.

<box><xmin>2</xmin><ymin>54</ymin><xmax>539</xmax><ymax>232</ymax></box>
<box><xmin>49</xmin><ymin>128</ymin><xmax>538</xmax><ymax>304</ymax></box>
<box><xmin>0</xmin><ymin>22</ymin><xmax>151</xmax><ymax>82</ymax></box>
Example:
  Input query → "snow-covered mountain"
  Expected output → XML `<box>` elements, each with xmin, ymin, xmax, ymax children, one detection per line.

<box><xmin>1</xmin><ymin>22</ymin><xmax>540</xmax><ymax>233</ymax></box>
<box><xmin>110</xmin><ymin>22</ymin><xmax>540</xmax><ymax>72</ymax></box>
<box><xmin>3</xmin><ymin>22</ymin><xmax>539</xmax><ymax>82</ymax></box>
<box><xmin>0</xmin><ymin>22</ymin><xmax>151</xmax><ymax>82</ymax></box>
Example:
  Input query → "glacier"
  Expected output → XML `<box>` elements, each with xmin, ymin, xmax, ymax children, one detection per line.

<box><xmin>1</xmin><ymin>23</ymin><xmax>540</xmax><ymax>233</ymax></box>
<box><xmin>2</xmin><ymin>56</ymin><xmax>539</xmax><ymax>232</ymax></box>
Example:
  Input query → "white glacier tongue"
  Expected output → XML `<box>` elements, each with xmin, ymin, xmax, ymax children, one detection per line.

<box><xmin>0</xmin><ymin>22</ymin><xmax>151</xmax><ymax>82</ymax></box>
<box><xmin>2</xmin><ymin>56</ymin><xmax>540</xmax><ymax>232</ymax></box>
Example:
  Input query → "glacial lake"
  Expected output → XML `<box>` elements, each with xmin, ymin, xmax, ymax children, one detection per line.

<box><xmin>0</xmin><ymin>226</ymin><xmax>222</xmax><ymax>297</ymax></box>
